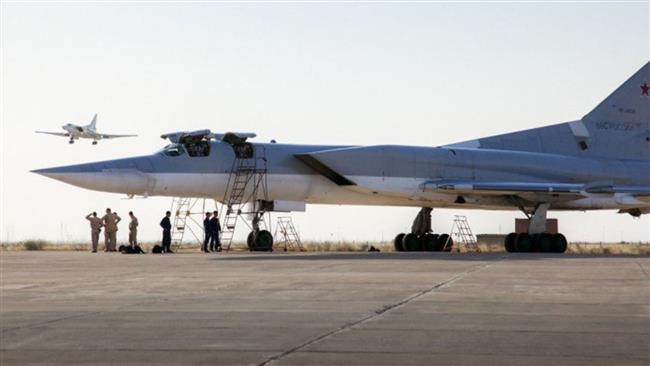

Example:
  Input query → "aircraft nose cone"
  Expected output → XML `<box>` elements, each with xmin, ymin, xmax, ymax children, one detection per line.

<box><xmin>32</xmin><ymin>158</ymin><xmax>153</xmax><ymax>195</ymax></box>
<box><xmin>31</xmin><ymin>163</ymin><xmax>103</xmax><ymax>186</ymax></box>
<box><xmin>31</xmin><ymin>163</ymin><xmax>100</xmax><ymax>178</ymax></box>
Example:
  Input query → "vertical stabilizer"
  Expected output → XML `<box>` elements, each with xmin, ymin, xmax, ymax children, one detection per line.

<box><xmin>583</xmin><ymin>61</ymin><xmax>650</xmax><ymax>125</ymax></box>
<box><xmin>88</xmin><ymin>114</ymin><xmax>98</xmax><ymax>131</ymax></box>
<box><xmin>448</xmin><ymin>61</ymin><xmax>650</xmax><ymax>161</ymax></box>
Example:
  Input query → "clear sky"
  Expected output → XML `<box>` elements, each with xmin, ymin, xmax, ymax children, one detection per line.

<box><xmin>1</xmin><ymin>1</ymin><xmax>649</xmax><ymax>244</ymax></box>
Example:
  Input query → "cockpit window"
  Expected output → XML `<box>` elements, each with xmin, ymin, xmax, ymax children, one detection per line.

<box><xmin>162</xmin><ymin>144</ymin><xmax>186</xmax><ymax>157</ymax></box>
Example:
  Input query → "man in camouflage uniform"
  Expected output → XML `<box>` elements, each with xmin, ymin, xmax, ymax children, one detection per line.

<box><xmin>85</xmin><ymin>212</ymin><xmax>104</xmax><ymax>253</ymax></box>
<box><xmin>102</xmin><ymin>208</ymin><xmax>121</xmax><ymax>252</ymax></box>
<box><xmin>128</xmin><ymin>211</ymin><xmax>139</xmax><ymax>249</ymax></box>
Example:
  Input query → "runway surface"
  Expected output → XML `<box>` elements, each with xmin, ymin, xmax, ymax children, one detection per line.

<box><xmin>1</xmin><ymin>251</ymin><xmax>648</xmax><ymax>365</ymax></box>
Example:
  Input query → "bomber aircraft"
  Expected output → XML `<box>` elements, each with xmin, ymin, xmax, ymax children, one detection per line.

<box><xmin>36</xmin><ymin>114</ymin><xmax>137</xmax><ymax>144</ymax></box>
<box><xmin>32</xmin><ymin>62</ymin><xmax>650</xmax><ymax>253</ymax></box>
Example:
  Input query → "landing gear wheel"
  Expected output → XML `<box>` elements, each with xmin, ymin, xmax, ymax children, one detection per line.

<box><xmin>515</xmin><ymin>233</ymin><xmax>533</xmax><ymax>252</ymax></box>
<box><xmin>537</xmin><ymin>233</ymin><xmax>554</xmax><ymax>253</ymax></box>
<box><xmin>253</xmin><ymin>230</ymin><xmax>274</xmax><ymax>252</ymax></box>
<box><xmin>551</xmin><ymin>234</ymin><xmax>568</xmax><ymax>253</ymax></box>
<box><xmin>92</xmin><ymin>141</ymin><xmax>98</xmax><ymax>145</ymax></box>
<box><xmin>504</xmin><ymin>233</ymin><xmax>517</xmax><ymax>252</ymax></box>
<box><xmin>402</xmin><ymin>233</ymin><xmax>420</xmax><ymax>252</ymax></box>
<box><xmin>69</xmin><ymin>140</ymin><xmax>74</xmax><ymax>144</ymax></box>
<box><xmin>422</xmin><ymin>233</ymin><xmax>439</xmax><ymax>252</ymax></box>
<box><xmin>394</xmin><ymin>233</ymin><xmax>405</xmax><ymax>252</ymax></box>
<box><xmin>438</xmin><ymin>234</ymin><xmax>453</xmax><ymax>252</ymax></box>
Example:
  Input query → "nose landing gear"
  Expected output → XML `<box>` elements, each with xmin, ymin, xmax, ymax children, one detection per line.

<box><xmin>247</xmin><ymin>229</ymin><xmax>274</xmax><ymax>252</ymax></box>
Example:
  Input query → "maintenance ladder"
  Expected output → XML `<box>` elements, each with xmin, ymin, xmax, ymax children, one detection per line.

<box><xmin>449</xmin><ymin>215</ymin><xmax>480</xmax><ymax>252</ymax></box>
<box><xmin>220</xmin><ymin>147</ymin><xmax>268</xmax><ymax>251</ymax></box>
<box><xmin>170</xmin><ymin>197</ymin><xmax>208</xmax><ymax>250</ymax></box>
<box><xmin>274</xmin><ymin>217</ymin><xmax>305</xmax><ymax>251</ymax></box>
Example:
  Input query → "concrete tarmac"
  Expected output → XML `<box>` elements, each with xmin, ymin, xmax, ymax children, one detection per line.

<box><xmin>1</xmin><ymin>251</ymin><xmax>648</xmax><ymax>365</ymax></box>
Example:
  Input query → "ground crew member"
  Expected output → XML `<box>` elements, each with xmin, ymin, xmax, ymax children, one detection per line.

<box><xmin>128</xmin><ymin>211</ymin><xmax>139</xmax><ymax>249</ymax></box>
<box><xmin>102</xmin><ymin>208</ymin><xmax>121</xmax><ymax>252</ymax></box>
<box><xmin>203</xmin><ymin>212</ymin><xmax>212</xmax><ymax>253</ymax></box>
<box><xmin>209</xmin><ymin>210</ymin><xmax>222</xmax><ymax>252</ymax></box>
<box><xmin>85</xmin><ymin>212</ymin><xmax>103</xmax><ymax>253</ymax></box>
<box><xmin>160</xmin><ymin>211</ymin><xmax>173</xmax><ymax>253</ymax></box>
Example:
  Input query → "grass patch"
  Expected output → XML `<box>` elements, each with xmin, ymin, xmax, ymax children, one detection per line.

<box><xmin>22</xmin><ymin>240</ymin><xmax>48</xmax><ymax>251</ymax></box>
<box><xmin>1</xmin><ymin>238</ymin><xmax>648</xmax><ymax>255</ymax></box>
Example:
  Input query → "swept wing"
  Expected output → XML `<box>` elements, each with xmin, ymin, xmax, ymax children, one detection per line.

<box><xmin>100</xmin><ymin>133</ymin><xmax>138</xmax><ymax>139</ymax></box>
<box><xmin>35</xmin><ymin>131</ymin><xmax>70</xmax><ymax>137</ymax></box>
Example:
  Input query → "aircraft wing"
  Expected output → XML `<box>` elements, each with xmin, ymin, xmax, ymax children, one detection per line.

<box><xmin>100</xmin><ymin>134</ymin><xmax>138</xmax><ymax>139</ymax></box>
<box><xmin>421</xmin><ymin>180</ymin><xmax>650</xmax><ymax>197</ymax></box>
<box><xmin>35</xmin><ymin>131</ymin><xmax>70</xmax><ymax>137</ymax></box>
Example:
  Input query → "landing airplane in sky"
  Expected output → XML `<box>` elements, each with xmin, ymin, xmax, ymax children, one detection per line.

<box><xmin>35</xmin><ymin>114</ymin><xmax>137</xmax><ymax>144</ymax></box>
<box><xmin>33</xmin><ymin>62</ymin><xmax>650</xmax><ymax>253</ymax></box>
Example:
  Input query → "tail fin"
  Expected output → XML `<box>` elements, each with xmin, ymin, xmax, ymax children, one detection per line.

<box><xmin>583</xmin><ymin>61</ymin><xmax>650</xmax><ymax>125</ymax></box>
<box><xmin>448</xmin><ymin>61</ymin><xmax>650</xmax><ymax>161</ymax></box>
<box><xmin>88</xmin><ymin>114</ymin><xmax>98</xmax><ymax>130</ymax></box>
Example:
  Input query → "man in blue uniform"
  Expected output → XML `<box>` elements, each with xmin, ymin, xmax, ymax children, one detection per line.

<box><xmin>202</xmin><ymin>212</ymin><xmax>212</xmax><ymax>253</ymax></box>
<box><xmin>209</xmin><ymin>210</ymin><xmax>222</xmax><ymax>252</ymax></box>
<box><xmin>160</xmin><ymin>211</ymin><xmax>173</xmax><ymax>253</ymax></box>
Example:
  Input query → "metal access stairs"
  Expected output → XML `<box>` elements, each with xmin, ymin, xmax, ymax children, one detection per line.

<box><xmin>170</xmin><ymin>197</ymin><xmax>212</xmax><ymax>250</ymax></box>
<box><xmin>274</xmin><ymin>217</ymin><xmax>305</xmax><ymax>252</ymax></box>
<box><xmin>449</xmin><ymin>215</ymin><xmax>480</xmax><ymax>252</ymax></box>
<box><xmin>220</xmin><ymin>148</ymin><xmax>268</xmax><ymax>251</ymax></box>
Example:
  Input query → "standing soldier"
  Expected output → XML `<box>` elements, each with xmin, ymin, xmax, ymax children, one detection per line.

<box><xmin>102</xmin><ymin>208</ymin><xmax>121</xmax><ymax>252</ymax></box>
<box><xmin>160</xmin><ymin>211</ymin><xmax>173</xmax><ymax>253</ymax></box>
<box><xmin>209</xmin><ymin>210</ymin><xmax>222</xmax><ymax>252</ymax></box>
<box><xmin>202</xmin><ymin>212</ymin><xmax>212</xmax><ymax>253</ymax></box>
<box><xmin>85</xmin><ymin>212</ymin><xmax>103</xmax><ymax>253</ymax></box>
<box><xmin>128</xmin><ymin>211</ymin><xmax>139</xmax><ymax>249</ymax></box>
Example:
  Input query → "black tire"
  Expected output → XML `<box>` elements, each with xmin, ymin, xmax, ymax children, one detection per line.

<box><xmin>247</xmin><ymin>231</ymin><xmax>255</xmax><ymax>251</ymax></box>
<box><xmin>254</xmin><ymin>230</ymin><xmax>274</xmax><ymax>251</ymax></box>
<box><xmin>504</xmin><ymin>233</ymin><xmax>517</xmax><ymax>252</ymax></box>
<box><xmin>402</xmin><ymin>233</ymin><xmax>420</xmax><ymax>251</ymax></box>
<box><xmin>515</xmin><ymin>233</ymin><xmax>533</xmax><ymax>252</ymax></box>
<box><xmin>422</xmin><ymin>234</ymin><xmax>439</xmax><ymax>251</ymax></box>
<box><xmin>438</xmin><ymin>234</ymin><xmax>453</xmax><ymax>252</ymax></box>
<box><xmin>537</xmin><ymin>233</ymin><xmax>554</xmax><ymax>253</ymax></box>
<box><xmin>552</xmin><ymin>233</ymin><xmax>568</xmax><ymax>253</ymax></box>
<box><xmin>394</xmin><ymin>233</ymin><xmax>406</xmax><ymax>252</ymax></box>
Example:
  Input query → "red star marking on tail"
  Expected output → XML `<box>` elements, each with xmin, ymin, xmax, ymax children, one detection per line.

<box><xmin>642</xmin><ymin>81</ymin><xmax>650</xmax><ymax>96</ymax></box>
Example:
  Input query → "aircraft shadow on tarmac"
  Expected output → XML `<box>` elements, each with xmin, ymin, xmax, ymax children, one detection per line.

<box><xmin>213</xmin><ymin>252</ymin><xmax>649</xmax><ymax>261</ymax></box>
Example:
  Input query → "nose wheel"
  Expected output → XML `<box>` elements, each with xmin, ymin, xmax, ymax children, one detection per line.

<box><xmin>248</xmin><ymin>230</ymin><xmax>274</xmax><ymax>252</ymax></box>
<box><xmin>69</xmin><ymin>139</ymin><xmax>75</xmax><ymax>144</ymax></box>
<box><xmin>92</xmin><ymin>141</ymin><xmax>98</xmax><ymax>145</ymax></box>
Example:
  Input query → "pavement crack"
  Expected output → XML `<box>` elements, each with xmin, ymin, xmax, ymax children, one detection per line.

<box><xmin>257</xmin><ymin>255</ymin><xmax>509</xmax><ymax>366</ymax></box>
<box><xmin>636</xmin><ymin>262</ymin><xmax>650</xmax><ymax>280</ymax></box>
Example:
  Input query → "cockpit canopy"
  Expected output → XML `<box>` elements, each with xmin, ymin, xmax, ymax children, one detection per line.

<box><xmin>159</xmin><ymin>129</ymin><xmax>258</xmax><ymax>158</ymax></box>
<box><xmin>162</xmin><ymin>144</ymin><xmax>186</xmax><ymax>157</ymax></box>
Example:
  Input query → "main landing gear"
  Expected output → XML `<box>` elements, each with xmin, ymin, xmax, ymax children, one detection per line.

<box><xmin>504</xmin><ymin>232</ymin><xmax>567</xmax><ymax>253</ymax></box>
<box><xmin>504</xmin><ymin>203</ymin><xmax>568</xmax><ymax>253</ymax></box>
<box><xmin>393</xmin><ymin>208</ymin><xmax>454</xmax><ymax>252</ymax></box>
